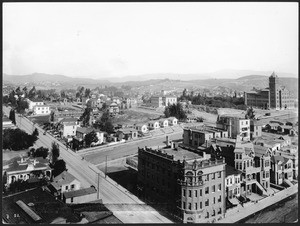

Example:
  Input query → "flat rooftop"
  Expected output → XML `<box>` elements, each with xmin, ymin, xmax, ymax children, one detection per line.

<box><xmin>147</xmin><ymin>146</ymin><xmax>203</xmax><ymax>162</ymax></box>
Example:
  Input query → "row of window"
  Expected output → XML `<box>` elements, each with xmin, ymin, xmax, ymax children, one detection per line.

<box><xmin>226</xmin><ymin>176</ymin><xmax>240</xmax><ymax>185</ymax></box>
<box><xmin>182</xmin><ymin>196</ymin><xmax>222</xmax><ymax>210</ymax></box>
<box><xmin>183</xmin><ymin>184</ymin><xmax>222</xmax><ymax>197</ymax></box>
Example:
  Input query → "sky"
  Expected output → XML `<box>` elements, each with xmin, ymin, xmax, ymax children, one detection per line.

<box><xmin>3</xmin><ymin>2</ymin><xmax>298</xmax><ymax>79</ymax></box>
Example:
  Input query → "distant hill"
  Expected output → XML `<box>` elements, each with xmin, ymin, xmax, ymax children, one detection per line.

<box><xmin>3</xmin><ymin>73</ymin><xmax>111</xmax><ymax>86</ymax></box>
<box><xmin>3</xmin><ymin>71</ymin><xmax>298</xmax><ymax>97</ymax></box>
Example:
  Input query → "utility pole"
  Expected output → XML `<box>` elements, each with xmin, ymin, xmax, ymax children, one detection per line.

<box><xmin>105</xmin><ymin>155</ymin><xmax>108</xmax><ymax>178</ymax></box>
<box><xmin>97</xmin><ymin>172</ymin><xmax>100</xmax><ymax>199</ymax></box>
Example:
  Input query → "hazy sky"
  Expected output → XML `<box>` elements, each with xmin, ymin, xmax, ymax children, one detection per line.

<box><xmin>3</xmin><ymin>2</ymin><xmax>298</xmax><ymax>78</ymax></box>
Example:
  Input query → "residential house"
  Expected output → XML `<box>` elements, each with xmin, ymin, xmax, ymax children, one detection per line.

<box><xmin>63</xmin><ymin>186</ymin><xmax>98</xmax><ymax>204</ymax></box>
<box><xmin>159</xmin><ymin>118</ymin><xmax>169</xmax><ymax>128</ymax></box>
<box><xmin>250</xmin><ymin>120</ymin><xmax>262</xmax><ymax>139</ymax></box>
<box><xmin>33</xmin><ymin>105</ymin><xmax>50</xmax><ymax>115</ymax></box>
<box><xmin>116</xmin><ymin>128</ymin><xmax>138</xmax><ymax>141</ymax></box>
<box><xmin>48</xmin><ymin>171</ymin><xmax>81</xmax><ymax>198</ymax></box>
<box><xmin>57</xmin><ymin>117</ymin><xmax>79</xmax><ymax>141</ymax></box>
<box><xmin>168</xmin><ymin>117</ymin><xmax>178</xmax><ymax>126</ymax></box>
<box><xmin>270</xmin><ymin>155</ymin><xmax>293</xmax><ymax>185</ymax></box>
<box><xmin>225</xmin><ymin>165</ymin><xmax>242</xmax><ymax>200</ymax></box>
<box><xmin>234</xmin><ymin>136</ymin><xmax>271</xmax><ymax>197</ymax></box>
<box><xmin>4</xmin><ymin>156</ymin><xmax>52</xmax><ymax>187</ymax></box>
<box><xmin>75</xmin><ymin>127</ymin><xmax>105</xmax><ymax>145</ymax></box>
<box><xmin>216</xmin><ymin>115</ymin><xmax>250</xmax><ymax>141</ymax></box>
<box><xmin>278</xmin><ymin>125</ymin><xmax>297</xmax><ymax>136</ymax></box>
<box><xmin>134</xmin><ymin>123</ymin><xmax>148</xmax><ymax>134</ymax></box>
<box><xmin>27</xmin><ymin>99</ymin><xmax>44</xmax><ymax>111</ymax></box>
<box><xmin>148</xmin><ymin>120</ymin><xmax>160</xmax><ymax>130</ymax></box>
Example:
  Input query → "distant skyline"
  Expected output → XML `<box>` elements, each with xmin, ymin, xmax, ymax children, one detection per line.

<box><xmin>3</xmin><ymin>2</ymin><xmax>298</xmax><ymax>79</ymax></box>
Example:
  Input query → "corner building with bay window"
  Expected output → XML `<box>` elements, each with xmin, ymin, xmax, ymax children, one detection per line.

<box><xmin>137</xmin><ymin>146</ymin><xmax>226</xmax><ymax>223</ymax></box>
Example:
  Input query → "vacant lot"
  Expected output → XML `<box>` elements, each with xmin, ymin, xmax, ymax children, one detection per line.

<box><xmin>29</xmin><ymin>115</ymin><xmax>50</xmax><ymax>126</ymax></box>
<box><xmin>112</xmin><ymin>109</ymin><xmax>162</xmax><ymax>125</ymax></box>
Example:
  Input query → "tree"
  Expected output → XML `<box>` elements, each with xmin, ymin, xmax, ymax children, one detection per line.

<box><xmin>164</xmin><ymin>103</ymin><xmax>187</xmax><ymax>121</ymax></box>
<box><xmin>84</xmin><ymin>130</ymin><xmax>99</xmax><ymax>147</ymax></box>
<box><xmin>32</xmin><ymin>147</ymin><xmax>49</xmax><ymax>159</ymax></box>
<box><xmin>51</xmin><ymin>142</ymin><xmax>60</xmax><ymax>163</ymax></box>
<box><xmin>80</xmin><ymin>107</ymin><xmax>92</xmax><ymax>127</ymax></box>
<box><xmin>3</xmin><ymin>128</ymin><xmax>38</xmax><ymax>150</ymax></box>
<box><xmin>15</xmin><ymin>99</ymin><xmax>29</xmax><ymax>114</ymax></box>
<box><xmin>49</xmin><ymin>111</ymin><xmax>55</xmax><ymax>123</ymax></box>
<box><xmin>245</xmin><ymin>106</ymin><xmax>255</xmax><ymax>119</ymax></box>
<box><xmin>28</xmin><ymin>86</ymin><xmax>37</xmax><ymax>99</ymax></box>
<box><xmin>84</xmin><ymin>88</ymin><xmax>91</xmax><ymax>98</ymax></box>
<box><xmin>9</xmin><ymin>109</ymin><xmax>16</xmax><ymax>124</ymax></box>
<box><xmin>52</xmin><ymin>159</ymin><xmax>67</xmax><ymax>177</ymax></box>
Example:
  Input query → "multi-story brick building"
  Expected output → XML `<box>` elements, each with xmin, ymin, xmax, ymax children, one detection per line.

<box><xmin>244</xmin><ymin>72</ymin><xmax>295</xmax><ymax>109</ymax></box>
<box><xmin>137</xmin><ymin>145</ymin><xmax>226</xmax><ymax>223</ymax></box>
<box><xmin>216</xmin><ymin>115</ymin><xmax>250</xmax><ymax>141</ymax></box>
<box><xmin>244</xmin><ymin>88</ymin><xmax>270</xmax><ymax>109</ymax></box>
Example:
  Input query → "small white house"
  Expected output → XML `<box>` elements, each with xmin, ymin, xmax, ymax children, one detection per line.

<box><xmin>159</xmin><ymin>119</ymin><xmax>169</xmax><ymax>128</ymax></box>
<box><xmin>148</xmin><ymin>120</ymin><xmax>160</xmax><ymax>130</ymax></box>
<box><xmin>33</xmin><ymin>105</ymin><xmax>50</xmax><ymax>115</ymax></box>
<box><xmin>135</xmin><ymin>123</ymin><xmax>148</xmax><ymax>134</ymax></box>
<box><xmin>168</xmin><ymin>117</ymin><xmax>178</xmax><ymax>126</ymax></box>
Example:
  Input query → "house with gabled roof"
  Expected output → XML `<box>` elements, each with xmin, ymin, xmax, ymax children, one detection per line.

<box><xmin>116</xmin><ymin>128</ymin><xmax>138</xmax><ymax>141</ymax></box>
<box><xmin>134</xmin><ymin>123</ymin><xmax>148</xmax><ymax>134</ymax></box>
<box><xmin>168</xmin><ymin>117</ymin><xmax>178</xmax><ymax>126</ymax></box>
<box><xmin>159</xmin><ymin>118</ymin><xmax>169</xmax><ymax>128</ymax></box>
<box><xmin>48</xmin><ymin>171</ymin><xmax>81</xmax><ymax>198</ymax></box>
<box><xmin>148</xmin><ymin>120</ymin><xmax>160</xmax><ymax>130</ymax></box>
<box><xmin>270</xmin><ymin>155</ymin><xmax>293</xmax><ymax>185</ymax></box>
<box><xmin>4</xmin><ymin>156</ymin><xmax>52</xmax><ymax>186</ymax></box>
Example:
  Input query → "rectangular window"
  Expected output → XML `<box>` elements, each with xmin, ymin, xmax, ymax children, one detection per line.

<box><xmin>183</xmin><ymin>201</ymin><xmax>186</xmax><ymax>209</ymax></box>
<box><xmin>218</xmin><ymin>183</ymin><xmax>221</xmax><ymax>191</ymax></box>
<box><xmin>195</xmin><ymin>190</ymin><xmax>197</xmax><ymax>197</ymax></box>
<box><xmin>218</xmin><ymin>195</ymin><xmax>222</xmax><ymax>202</ymax></box>
<box><xmin>65</xmin><ymin>185</ymin><xmax>68</xmax><ymax>190</ymax></box>
<box><xmin>200</xmin><ymin>202</ymin><xmax>202</xmax><ymax>209</ymax></box>
<box><xmin>195</xmin><ymin>203</ymin><xmax>198</xmax><ymax>210</ymax></box>
<box><xmin>71</xmin><ymin>184</ymin><xmax>75</xmax><ymax>189</ymax></box>
<box><xmin>189</xmin><ymin>190</ymin><xmax>192</xmax><ymax>197</ymax></box>
<box><xmin>205</xmin><ymin>199</ymin><xmax>209</xmax><ymax>206</ymax></box>
<box><xmin>71</xmin><ymin>197</ymin><xmax>74</xmax><ymax>203</ymax></box>
<box><xmin>200</xmin><ymin>189</ymin><xmax>202</xmax><ymax>196</ymax></box>
<box><xmin>216</xmin><ymin>172</ymin><xmax>220</xmax><ymax>179</ymax></box>
<box><xmin>212</xmin><ymin>173</ymin><xmax>215</xmax><ymax>180</ymax></box>
<box><xmin>206</xmin><ymin>174</ymin><xmax>209</xmax><ymax>181</ymax></box>
<box><xmin>183</xmin><ymin>189</ymin><xmax>186</xmax><ymax>197</ymax></box>
<box><xmin>213</xmin><ymin>197</ymin><xmax>216</xmax><ymax>204</ymax></box>
<box><xmin>205</xmin><ymin>187</ymin><xmax>209</xmax><ymax>194</ymax></box>
<box><xmin>212</xmin><ymin>185</ymin><xmax>215</xmax><ymax>193</ymax></box>
<box><xmin>188</xmin><ymin>203</ymin><xmax>191</xmax><ymax>210</ymax></box>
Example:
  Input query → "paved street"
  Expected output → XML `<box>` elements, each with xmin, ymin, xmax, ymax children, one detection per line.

<box><xmin>81</xmin><ymin>132</ymin><xmax>183</xmax><ymax>165</ymax></box>
<box><xmin>2</xmin><ymin>106</ymin><xmax>173</xmax><ymax>223</ymax></box>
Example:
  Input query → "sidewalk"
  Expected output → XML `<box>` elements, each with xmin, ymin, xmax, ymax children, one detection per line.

<box><xmin>218</xmin><ymin>183</ymin><xmax>298</xmax><ymax>223</ymax></box>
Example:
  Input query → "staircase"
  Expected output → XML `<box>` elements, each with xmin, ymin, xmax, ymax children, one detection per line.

<box><xmin>254</xmin><ymin>181</ymin><xmax>268</xmax><ymax>196</ymax></box>
<box><xmin>283</xmin><ymin>179</ymin><xmax>293</xmax><ymax>187</ymax></box>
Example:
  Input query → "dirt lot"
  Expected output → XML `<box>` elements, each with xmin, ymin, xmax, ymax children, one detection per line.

<box><xmin>112</xmin><ymin>109</ymin><xmax>162</xmax><ymax>125</ymax></box>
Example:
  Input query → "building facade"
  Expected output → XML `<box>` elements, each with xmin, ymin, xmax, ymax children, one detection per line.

<box><xmin>244</xmin><ymin>72</ymin><xmax>294</xmax><ymax>109</ymax></box>
<box><xmin>137</xmin><ymin>146</ymin><xmax>226</xmax><ymax>223</ymax></box>
<box><xmin>216</xmin><ymin>115</ymin><xmax>250</xmax><ymax>141</ymax></box>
